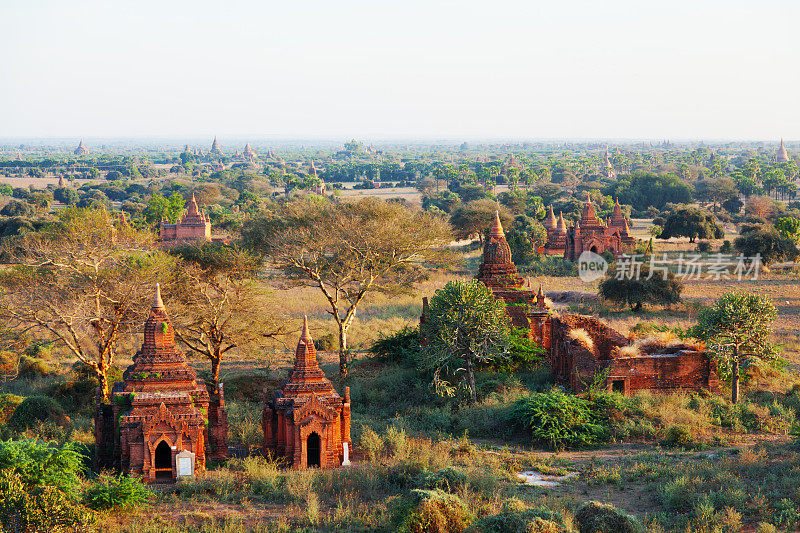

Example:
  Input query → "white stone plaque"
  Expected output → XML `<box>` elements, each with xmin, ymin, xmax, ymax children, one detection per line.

<box><xmin>175</xmin><ymin>450</ymin><xmax>195</xmax><ymax>478</ymax></box>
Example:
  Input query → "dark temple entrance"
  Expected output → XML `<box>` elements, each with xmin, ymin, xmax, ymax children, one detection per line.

<box><xmin>307</xmin><ymin>432</ymin><xmax>321</xmax><ymax>468</ymax></box>
<box><xmin>154</xmin><ymin>441</ymin><xmax>173</xmax><ymax>480</ymax></box>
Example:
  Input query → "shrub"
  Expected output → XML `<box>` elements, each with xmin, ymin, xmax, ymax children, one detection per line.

<box><xmin>385</xmin><ymin>426</ymin><xmax>409</xmax><ymax>460</ymax></box>
<box><xmin>418</xmin><ymin>467</ymin><xmax>468</xmax><ymax>493</ymax></box>
<box><xmin>369</xmin><ymin>326</ymin><xmax>422</xmax><ymax>367</ymax></box>
<box><xmin>82</xmin><ymin>473</ymin><xmax>152</xmax><ymax>511</ymax></box>
<box><xmin>0</xmin><ymin>439</ymin><xmax>85</xmax><ymax>492</ymax></box>
<box><xmin>510</xmin><ymin>391</ymin><xmax>606</xmax><ymax>450</ymax></box>
<box><xmin>390</xmin><ymin>489</ymin><xmax>475</xmax><ymax>533</ymax></box>
<box><xmin>0</xmin><ymin>472</ymin><xmax>93</xmax><ymax>533</ymax></box>
<box><xmin>360</xmin><ymin>427</ymin><xmax>384</xmax><ymax>462</ymax></box>
<box><xmin>696</xmin><ymin>240</ymin><xmax>711</xmax><ymax>253</ymax></box>
<box><xmin>7</xmin><ymin>396</ymin><xmax>69</xmax><ymax>431</ymax></box>
<box><xmin>467</xmin><ymin>498</ymin><xmax>563</xmax><ymax>533</ymax></box>
<box><xmin>574</xmin><ymin>501</ymin><xmax>644</xmax><ymax>533</ymax></box>
<box><xmin>661</xmin><ymin>425</ymin><xmax>694</xmax><ymax>449</ymax></box>
<box><xmin>0</xmin><ymin>393</ymin><xmax>24</xmax><ymax>426</ymax></box>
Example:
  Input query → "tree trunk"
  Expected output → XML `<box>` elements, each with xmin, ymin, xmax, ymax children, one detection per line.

<box><xmin>99</xmin><ymin>370</ymin><xmax>109</xmax><ymax>402</ymax></box>
<box><xmin>731</xmin><ymin>346</ymin><xmax>740</xmax><ymax>404</ymax></box>
<box><xmin>210</xmin><ymin>356</ymin><xmax>221</xmax><ymax>390</ymax></box>
<box><xmin>465</xmin><ymin>355</ymin><xmax>477</xmax><ymax>405</ymax></box>
<box><xmin>338</xmin><ymin>325</ymin><xmax>348</xmax><ymax>378</ymax></box>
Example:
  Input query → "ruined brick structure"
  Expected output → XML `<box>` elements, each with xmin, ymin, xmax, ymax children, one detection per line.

<box><xmin>422</xmin><ymin>212</ymin><xmax>719</xmax><ymax>396</ymax></box>
<box><xmin>544</xmin><ymin>195</ymin><xmax>635</xmax><ymax>261</ymax></box>
<box><xmin>262</xmin><ymin>317</ymin><xmax>351</xmax><ymax>469</ymax></box>
<box><xmin>159</xmin><ymin>193</ymin><xmax>212</xmax><ymax>247</ymax></box>
<box><xmin>94</xmin><ymin>284</ymin><xmax>228</xmax><ymax>482</ymax></box>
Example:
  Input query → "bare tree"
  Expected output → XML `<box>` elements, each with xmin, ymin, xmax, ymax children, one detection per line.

<box><xmin>244</xmin><ymin>197</ymin><xmax>451</xmax><ymax>377</ymax></box>
<box><xmin>0</xmin><ymin>208</ymin><xmax>176</xmax><ymax>400</ymax></box>
<box><xmin>168</xmin><ymin>244</ymin><xmax>285</xmax><ymax>389</ymax></box>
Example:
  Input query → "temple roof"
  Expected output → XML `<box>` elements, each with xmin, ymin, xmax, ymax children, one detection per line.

<box><xmin>276</xmin><ymin>316</ymin><xmax>341</xmax><ymax>407</ymax></box>
<box><xmin>477</xmin><ymin>211</ymin><xmax>523</xmax><ymax>289</ymax></box>
<box><xmin>211</xmin><ymin>136</ymin><xmax>222</xmax><ymax>153</ymax></box>
<box><xmin>544</xmin><ymin>205</ymin><xmax>557</xmax><ymax>229</ymax></box>
<box><xmin>120</xmin><ymin>284</ymin><xmax>205</xmax><ymax>395</ymax></box>
<box><xmin>557</xmin><ymin>212</ymin><xmax>567</xmax><ymax>233</ymax></box>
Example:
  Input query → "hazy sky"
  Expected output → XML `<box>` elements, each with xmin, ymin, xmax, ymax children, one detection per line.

<box><xmin>1</xmin><ymin>0</ymin><xmax>798</xmax><ymax>140</ymax></box>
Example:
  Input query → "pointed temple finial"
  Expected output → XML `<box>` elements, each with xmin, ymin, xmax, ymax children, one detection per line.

<box><xmin>153</xmin><ymin>283</ymin><xmax>164</xmax><ymax>309</ymax></box>
<box><xmin>490</xmin><ymin>210</ymin><xmax>505</xmax><ymax>236</ymax></box>
<box><xmin>300</xmin><ymin>315</ymin><xmax>312</xmax><ymax>341</ymax></box>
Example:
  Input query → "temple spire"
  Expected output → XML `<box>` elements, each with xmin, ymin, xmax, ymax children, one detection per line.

<box><xmin>490</xmin><ymin>210</ymin><xmax>504</xmax><ymax>236</ymax></box>
<box><xmin>152</xmin><ymin>283</ymin><xmax>164</xmax><ymax>309</ymax></box>
<box><xmin>300</xmin><ymin>315</ymin><xmax>311</xmax><ymax>341</ymax></box>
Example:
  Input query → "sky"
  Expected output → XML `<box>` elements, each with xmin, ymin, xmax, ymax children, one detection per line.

<box><xmin>1</xmin><ymin>0</ymin><xmax>798</xmax><ymax>141</ymax></box>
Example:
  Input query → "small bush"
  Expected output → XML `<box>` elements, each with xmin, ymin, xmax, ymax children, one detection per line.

<box><xmin>7</xmin><ymin>396</ymin><xmax>69</xmax><ymax>431</ymax></box>
<box><xmin>390</xmin><ymin>489</ymin><xmax>475</xmax><ymax>533</ymax></box>
<box><xmin>510</xmin><ymin>391</ymin><xmax>606</xmax><ymax>450</ymax></box>
<box><xmin>467</xmin><ymin>498</ymin><xmax>563</xmax><ymax>533</ymax></box>
<box><xmin>574</xmin><ymin>501</ymin><xmax>644</xmax><ymax>533</ymax></box>
<box><xmin>0</xmin><ymin>393</ymin><xmax>24</xmax><ymax>426</ymax></box>
<box><xmin>82</xmin><ymin>473</ymin><xmax>152</xmax><ymax>511</ymax></box>
<box><xmin>369</xmin><ymin>326</ymin><xmax>422</xmax><ymax>367</ymax></box>
<box><xmin>418</xmin><ymin>467</ymin><xmax>468</xmax><ymax>493</ymax></box>
<box><xmin>661</xmin><ymin>425</ymin><xmax>694</xmax><ymax>449</ymax></box>
<box><xmin>696</xmin><ymin>240</ymin><xmax>711</xmax><ymax>253</ymax></box>
<box><xmin>0</xmin><ymin>472</ymin><xmax>93</xmax><ymax>533</ymax></box>
<box><xmin>360</xmin><ymin>427</ymin><xmax>384</xmax><ymax>461</ymax></box>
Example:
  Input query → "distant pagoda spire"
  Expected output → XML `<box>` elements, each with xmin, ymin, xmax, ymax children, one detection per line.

<box><xmin>210</xmin><ymin>136</ymin><xmax>223</xmax><ymax>155</ymax></box>
<box><xmin>777</xmin><ymin>139</ymin><xmax>790</xmax><ymax>163</ymax></box>
<box><xmin>544</xmin><ymin>205</ymin><xmax>557</xmax><ymax>229</ymax></box>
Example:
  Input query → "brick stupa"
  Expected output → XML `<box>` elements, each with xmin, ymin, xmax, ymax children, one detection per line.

<box><xmin>476</xmin><ymin>211</ymin><xmax>524</xmax><ymax>290</ymax></box>
<box><xmin>159</xmin><ymin>193</ymin><xmax>212</xmax><ymax>247</ymax></box>
<box><xmin>95</xmin><ymin>284</ymin><xmax>228</xmax><ymax>482</ymax></box>
<box><xmin>262</xmin><ymin>317</ymin><xmax>351</xmax><ymax>469</ymax></box>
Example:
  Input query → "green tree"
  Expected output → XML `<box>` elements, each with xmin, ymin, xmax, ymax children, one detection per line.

<box><xmin>775</xmin><ymin>216</ymin><xmax>800</xmax><ymax>245</ymax></box>
<box><xmin>144</xmin><ymin>192</ymin><xmax>185</xmax><ymax>225</ymax></box>
<box><xmin>420</xmin><ymin>280</ymin><xmax>510</xmax><ymax>404</ymax></box>
<box><xmin>598</xmin><ymin>264</ymin><xmax>682</xmax><ymax>312</ymax></box>
<box><xmin>244</xmin><ymin>197</ymin><xmax>450</xmax><ymax>377</ymax></box>
<box><xmin>53</xmin><ymin>187</ymin><xmax>79</xmax><ymax>205</ymax></box>
<box><xmin>734</xmin><ymin>225</ymin><xmax>799</xmax><ymax>265</ymax></box>
<box><xmin>692</xmin><ymin>292</ymin><xmax>777</xmax><ymax>403</ymax></box>
<box><xmin>603</xmin><ymin>171</ymin><xmax>694</xmax><ymax>210</ymax></box>
<box><xmin>659</xmin><ymin>207</ymin><xmax>724</xmax><ymax>243</ymax></box>
<box><xmin>449</xmin><ymin>200</ymin><xmax>511</xmax><ymax>245</ymax></box>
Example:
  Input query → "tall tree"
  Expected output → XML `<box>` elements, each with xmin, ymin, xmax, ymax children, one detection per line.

<box><xmin>0</xmin><ymin>208</ymin><xmax>175</xmax><ymax>400</ymax></box>
<box><xmin>692</xmin><ymin>292</ymin><xmax>777</xmax><ymax>403</ymax></box>
<box><xmin>243</xmin><ymin>197</ymin><xmax>451</xmax><ymax>377</ymax></box>
<box><xmin>659</xmin><ymin>207</ymin><xmax>724</xmax><ymax>243</ymax></box>
<box><xmin>168</xmin><ymin>243</ymin><xmax>285</xmax><ymax>389</ymax></box>
<box><xmin>420</xmin><ymin>280</ymin><xmax>509</xmax><ymax>404</ymax></box>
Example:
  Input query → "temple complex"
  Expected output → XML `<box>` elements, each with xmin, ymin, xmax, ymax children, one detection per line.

<box><xmin>74</xmin><ymin>139</ymin><xmax>88</xmax><ymax>155</ymax></box>
<box><xmin>422</xmin><ymin>213</ymin><xmax>719</xmax><ymax>396</ymax></box>
<box><xmin>543</xmin><ymin>194</ymin><xmax>635</xmax><ymax>261</ymax></box>
<box><xmin>94</xmin><ymin>285</ymin><xmax>228</xmax><ymax>482</ymax></box>
<box><xmin>159</xmin><ymin>193</ymin><xmax>212</xmax><ymax>247</ymax></box>
<box><xmin>262</xmin><ymin>317</ymin><xmax>351</xmax><ymax>469</ymax></box>
<box><xmin>777</xmin><ymin>139</ymin><xmax>790</xmax><ymax>163</ymax></box>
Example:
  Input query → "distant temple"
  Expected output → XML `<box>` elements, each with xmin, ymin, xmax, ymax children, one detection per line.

<box><xmin>777</xmin><ymin>139</ymin><xmax>790</xmax><ymax>163</ymax></box>
<box><xmin>603</xmin><ymin>150</ymin><xmax>615</xmax><ymax>178</ymax></box>
<box><xmin>210</xmin><ymin>136</ymin><xmax>223</xmax><ymax>156</ymax></box>
<box><xmin>94</xmin><ymin>285</ymin><xmax>228</xmax><ymax>482</ymax></box>
<box><xmin>309</xmin><ymin>161</ymin><xmax>326</xmax><ymax>195</ymax></box>
<box><xmin>243</xmin><ymin>143</ymin><xmax>258</xmax><ymax>163</ymax></box>
<box><xmin>159</xmin><ymin>193</ymin><xmax>212</xmax><ymax>247</ymax></box>
<box><xmin>74</xmin><ymin>139</ymin><xmax>88</xmax><ymax>156</ymax></box>
<box><xmin>543</xmin><ymin>195</ymin><xmax>635</xmax><ymax>260</ymax></box>
<box><xmin>262</xmin><ymin>317</ymin><xmax>351</xmax><ymax>469</ymax></box>
<box><xmin>422</xmin><ymin>213</ymin><xmax>719</xmax><ymax>396</ymax></box>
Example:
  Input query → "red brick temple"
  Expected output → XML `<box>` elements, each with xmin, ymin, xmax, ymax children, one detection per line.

<box><xmin>262</xmin><ymin>317</ymin><xmax>351</xmax><ymax>469</ymax></box>
<box><xmin>159</xmin><ymin>193</ymin><xmax>212</xmax><ymax>247</ymax></box>
<box><xmin>94</xmin><ymin>284</ymin><xmax>228</xmax><ymax>482</ymax></box>
<box><xmin>421</xmin><ymin>212</ymin><xmax>718</xmax><ymax>396</ymax></box>
<box><xmin>543</xmin><ymin>194</ymin><xmax>635</xmax><ymax>261</ymax></box>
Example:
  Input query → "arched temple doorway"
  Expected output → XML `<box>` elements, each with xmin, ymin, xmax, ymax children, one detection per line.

<box><xmin>307</xmin><ymin>432</ymin><xmax>321</xmax><ymax>468</ymax></box>
<box><xmin>154</xmin><ymin>440</ymin><xmax>173</xmax><ymax>480</ymax></box>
